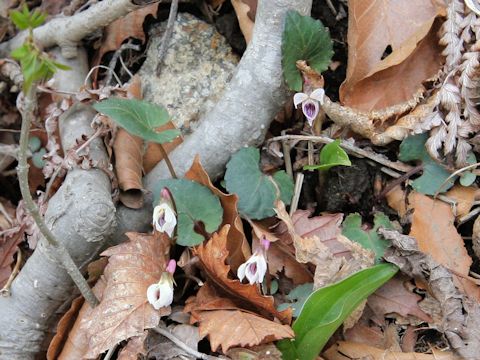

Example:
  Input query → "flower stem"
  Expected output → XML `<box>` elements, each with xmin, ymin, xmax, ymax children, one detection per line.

<box><xmin>17</xmin><ymin>87</ymin><xmax>99</xmax><ymax>307</ymax></box>
<box><xmin>158</xmin><ymin>143</ymin><xmax>177</xmax><ymax>179</ymax></box>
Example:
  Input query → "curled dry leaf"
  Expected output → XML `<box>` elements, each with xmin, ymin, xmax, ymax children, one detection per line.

<box><xmin>193</xmin><ymin>225</ymin><xmax>291</xmax><ymax>324</ymax></box>
<box><xmin>196</xmin><ymin>309</ymin><xmax>293</xmax><ymax>353</ymax></box>
<box><xmin>340</xmin><ymin>0</ymin><xmax>445</xmax><ymax>111</ymax></box>
<box><xmin>382</xmin><ymin>229</ymin><xmax>480</xmax><ymax>359</ymax></box>
<box><xmin>324</xmin><ymin>341</ymin><xmax>460</xmax><ymax>360</ymax></box>
<box><xmin>387</xmin><ymin>187</ymin><xmax>480</xmax><ymax>300</ymax></box>
<box><xmin>114</xmin><ymin>76</ymin><xmax>144</xmax><ymax>209</ymax></box>
<box><xmin>185</xmin><ymin>156</ymin><xmax>250</xmax><ymax>272</ymax></box>
<box><xmin>67</xmin><ymin>232</ymin><xmax>171</xmax><ymax>359</ymax></box>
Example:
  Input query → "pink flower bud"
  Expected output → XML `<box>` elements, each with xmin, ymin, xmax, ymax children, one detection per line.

<box><xmin>166</xmin><ymin>259</ymin><xmax>176</xmax><ymax>274</ymax></box>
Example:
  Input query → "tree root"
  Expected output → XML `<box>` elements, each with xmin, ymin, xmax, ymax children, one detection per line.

<box><xmin>0</xmin><ymin>50</ymin><xmax>116</xmax><ymax>359</ymax></box>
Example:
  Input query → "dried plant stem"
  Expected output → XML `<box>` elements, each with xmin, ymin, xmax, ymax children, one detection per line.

<box><xmin>289</xmin><ymin>172</ymin><xmax>304</xmax><ymax>216</ymax></box>
<box><xmin>156</xmin><ymin>0</ymin><xmax>179</xmax><ymax>76</ymax></box>
<box><xmin>158</xmin><ymin>143</ymin><xmax>178</xmax><ymax>178</ymax></box>
<box><xmin>268</xmin><ymin>134</ymin><xmax>414</xmax><ymax>173</ymax></box>
<box><xmin>153</xmin><ymin>327</ymin><xmax>224</xmax><ymax>360</ymax></box>
<box><xmin>17</xmin><ymin>87</ymin><xmax>99</xmax><ymax>307</ymax></box>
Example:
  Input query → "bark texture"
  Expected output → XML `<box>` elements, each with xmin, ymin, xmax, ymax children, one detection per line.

<box><xmin>0</xmin><ymin>50</ymin><xmax>116</xmax><ymax>359</ymax></box>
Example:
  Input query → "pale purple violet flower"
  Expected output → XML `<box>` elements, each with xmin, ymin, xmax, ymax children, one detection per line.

<box><xmin>147</xmin><ymin>260</ymin><xmax>176</xmax><ymax>310</ymax></box>
<box><xmin>237</xmin><ymin>237</ymin><xmax>270</xmax><ymax>285</ymax></box>
<box><xmin>293</xmin><ymin>88</ymin><xmax>325</xmax><ymax>126</ymax></box>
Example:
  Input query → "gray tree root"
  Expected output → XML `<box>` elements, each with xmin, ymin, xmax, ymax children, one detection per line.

<box><xmin>144</xmin><ymin>0</ymin><xmax>312</xmax><ymax>188</ymax></box>
<box><xmin>0</xmin><ymin>50</ymin><xmax>116</xmax><ymax>359</ymax></box>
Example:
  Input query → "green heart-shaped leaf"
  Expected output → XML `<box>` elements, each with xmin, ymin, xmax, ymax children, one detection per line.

<box><xmin>93</xmin><ymin>98</ymin><xmax>180</xmax><ymax>144</ymax></box>
<box><xmin>154</xmin><ymin>179</ymin><xmax>222</xmax><ymax>246</ymax></box>
<box><xmin>304</xmin><ymin>140</ymin><xmax>351</xmax><ymax>171</ymax></box>
<box><xmin>282</xmin><ymin>10</ymin><xmax>333</xmax><ymax>91</ymax></box>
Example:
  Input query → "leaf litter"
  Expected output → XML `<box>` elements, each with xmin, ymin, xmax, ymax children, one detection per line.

<box><xmin>4</xmin><ymin>0</ymin><xmax>480</xmax><ymax>359</ymax></box>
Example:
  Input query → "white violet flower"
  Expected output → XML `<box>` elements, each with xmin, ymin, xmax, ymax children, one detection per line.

<box><xmin>237</xmin><ymin>237</ymin><xmax>270</xmax><ymax>285</ymax></box>
<box><xmin>153</xmin><ymin>188</ymin><xmax>176</xmax><ymax>237</ymax></box>
<box><xmin>147</xmin><ymin>260</ymin><xmax>176</xmax><ymax>310</ymax></box>
<box><xmin>293</xmin><ymin>88</ymin><xmax>325</xmax><ymax>126</ymax></box>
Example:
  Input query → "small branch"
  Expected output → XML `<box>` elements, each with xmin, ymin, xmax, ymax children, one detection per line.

<box><xmin>17</xmin><ymin>87</ymin><xmax>99</xmax><ymax>307</ymax></box>
<box><xmin>268</xmin><ymin>134</ymin><xmax>414</xmax><ymax>173</ymax></box>
<box><xmin>156</xmin><ymin>0</ymin><xmax>179</xmax><ymax>76</ymax></box>
<box><xmin>153</xmin><ymin>327</ymin><xmax>224</xmax><ymax>360</ymax></box>
<box><xmin>289</xmin><ymin>172</ymin><xmax>304</xmax><ymax>216</ymax></box>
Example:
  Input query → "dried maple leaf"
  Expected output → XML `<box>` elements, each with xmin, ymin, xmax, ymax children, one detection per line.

<box><xmin>197</xmin><ymin>309</ymin><xmax>293</xmax><ymax>353</ymax></box>
<box><xmin>367</xmin><ymin>275</ymin><xmax>432</xmax><ymax>323</ymax></box>
<box><xmin>193</xmin><ymin>226</ymin><xmax>291</xmax><ymax>324</ymax></box>
<box><xmin>340</xmin><ymin>0</ymin><xmax>445</xmax><ymax>111</ymax></box>
<box><xmin>185</xmin><ymin>156</ymin><xmax>250</xmax><ymax>272</ymax></box>
<box><xmin>387</xmin><ymin>187</ymin><xmax>480</xmax><ymax>300</ymax></box>
<box><xmin>81</xmin><ymin>232</ymin><xmax>171</xmax><ymax>358</ymax></box>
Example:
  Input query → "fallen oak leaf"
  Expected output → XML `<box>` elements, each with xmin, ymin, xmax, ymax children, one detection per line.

<box><xmin>81</xmin><ymin>232</ymin><xmax>171</xmax><ymax>358</ymax></box>
<box><xmin>196</xmin><ymin>309</ymin><xmax>293</xmax><ymax>353</ymax></box>
<box><xmin>193</xmin><ymin>225</ymin><xmax>292</xmax><ymax>324</ymax></box>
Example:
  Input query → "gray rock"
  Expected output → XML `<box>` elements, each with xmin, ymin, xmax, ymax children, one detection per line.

<box><xmin>139</xmin><ymin>13</ymin><xmax>239</xmax><ymax>134</ymax></box>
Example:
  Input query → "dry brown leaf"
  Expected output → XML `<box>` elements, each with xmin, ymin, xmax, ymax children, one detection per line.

<box><xmin>341</xmin><ymin>0</ymin><xmax>444</xmax><ymax>111</ymax></box>
<box><xmin>57</xmin><ymin>278</ymin><xmax>107</xmax><ymax>360</ymax></box>
<box><xmin>95</xmin><ymin>3</ymin><xmax>159</xmax><ymax>64</ymax></box>
<box><xmin>82</xmin><ymin>231</ymin><xmax>171</xmax><ymax>358</ymax></box>
<box><xmin>47</xmin><ymin>296</ymin><xmax>85</xmax><ymax>360</ymax></box>
<box><xmin>367</xmin><ymin>275</ymin><xmax>432</xmax><ymax>323</ymax></box>
<box><xmin>0</xmin><ymin>226</ymin><xmax>23</xmax><ymax>288</ymax></box>
<box><xmin>193</xmin><ymin>226</ymin><xmax>292</xmax><ymax>324</ymax></box>
<box><xmin>387</xmin><ymin>187</ymin><xmax>480</xmax><ymax>300</ymax></box>
<box><xmin>118</xmin><ymin>333</ymin><xmax>147</xmax><ymax>360</ymax></box>
<box><xmin>323</xmin><ymin>341</ymin><xmax>459</xmax><ymax>360</ymax></box>
<box><xmin>114</xmin><ymin>76</ymin><xmax>144</xmax><ymax>209</ymax></box>
<box><xmin>185</xmin><ymin>156</ymin><xmax>250</xmax><ymax>272</ymax></box>
<box><xmin>445</xmin><ymin>185</ymin><xmax>480</xmax><ymax>218</ymax></box>
<box><xmin>197</xmin><ymin>310</ymin><xmax>293</xmax><ymax>353</ymax></box>
<box><xmin>275</xmin><ymin>203</ymin><xmax>373</xmax><ymax>288</ymax></box>
<box><xmin>232</xmin><ymin>0</ymin><xmax>254</xmax><ymax>43</ymax></box>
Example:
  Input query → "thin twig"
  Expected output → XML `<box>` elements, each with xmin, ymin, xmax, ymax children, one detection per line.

<box><xmin>378</xmin><ymin>164</ymin><xmax>424</xmax><ymax>198</ymax></box>
<box><xmin>156</xmin><ymin>0</ymin><xmax>179</xmax><ymax>76</ymax></box>
<box><xmin>458</xmin><ymin>206</ymin><xmax>480</xmax><ymax>225</ymax></box>
<box><xmin>105</xmin><ymin>42</ymin><xmax>140</xmax><ymax>85</ymax></box>
<box><xmin>434</xmin><ymin>161</ymin><xmax>480</xmax><ymax>198</ymax></box>
<box><xmin>0</xmin><ymin>248</ymin><xmax>22</xmax><ymax>296</ymax></box>
<box><xmin>17</xmin><ymin>87</ymin><xmax>99</xmax><ymax>307</ymax></box>
<box><xmin>281</xmin><ymin>130</ymin><xmax>293</xmax><ymax>179</ymax></box>
<box><xmin>103</xmin><ymin>344</ymin><xmax>118</xmax><ymax>360</ymax></box>
<box><xmin>158</xmin><ymin>144</ymin><xmax>178</xmax><ymax>178</ymax></box>
<box><xmin>153</xmin><ymin>326</ymin><xmax>224</xmax><ymax>360</ymax></box>
<box><xmin>268</xmin><ymin>134</ymin><xmax>413</xmax><ymax>173</ymax></box>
